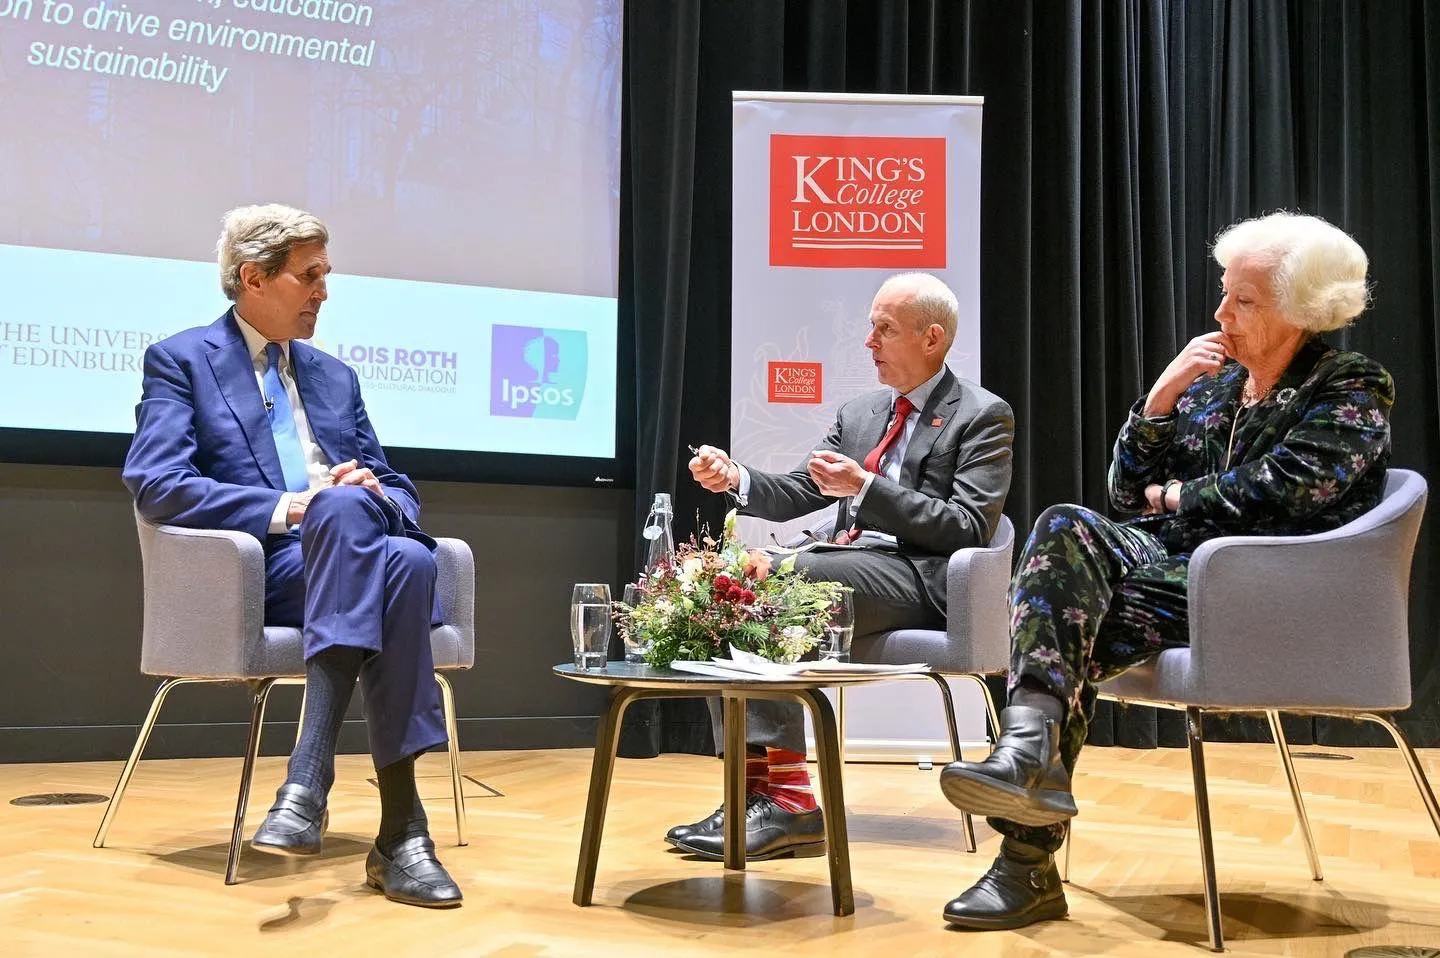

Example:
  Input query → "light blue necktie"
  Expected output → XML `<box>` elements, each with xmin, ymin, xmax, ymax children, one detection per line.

<box><xmin>262</xmin><ymin>342</ymin><xmax>311</xmax><ymax>493</ymax></box>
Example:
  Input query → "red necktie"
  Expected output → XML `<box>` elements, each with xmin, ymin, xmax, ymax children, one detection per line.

<box><xmin>862</xmin><ymin>396</ymin><xmax>916</xmax><ymax>473</ymax></box>
<box><xmin>836</xmin><ymin>396</ymin><xmax>915</xmax><ymax>544</ymax></box>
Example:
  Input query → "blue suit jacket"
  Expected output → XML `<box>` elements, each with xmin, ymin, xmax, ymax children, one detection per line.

<box><xmin>122</xmin><ymin>310</ymin><xmax>427</xmax><ymax>544</ymax></box>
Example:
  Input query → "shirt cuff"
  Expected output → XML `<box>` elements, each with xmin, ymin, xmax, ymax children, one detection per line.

<box><xmin>733</xmin><ymin>464</ymin><xmax>751</xmax><ymax>507</ymax></box>
<box><xmin>268</xmin><ymin>493</ymin><xmax>293</xmax><ymax>534</ymax></box>
<box><xmin>850</xmin><ymin>471</ymin><xmax>877</xmax><ymax>516</ymax></box>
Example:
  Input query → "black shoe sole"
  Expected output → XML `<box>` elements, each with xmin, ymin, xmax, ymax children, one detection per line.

<box><xmin>942</xmin><ymin>898</ymin><xmax>1068</xmax><ymax>930</ymax></box>
<box><xmin>364</xmin><ymin>875</ymin><xmax>464</xmax><ymax>908</ymax></box>
<box><xmin>939</xmin><ymin>768</ymin><xmax>1077</xmax><ymax>827</ymax></box>
<box><xmin>671</xmin><ymin>837</ymin><xmax>826</xmax><ymax>862</ymax></box>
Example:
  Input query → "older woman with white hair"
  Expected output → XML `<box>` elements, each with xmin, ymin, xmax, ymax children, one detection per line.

<box><xmin>937</xmin><ymin>212</ymin><xmax>1393</xmax><ymax>931</ymax></box>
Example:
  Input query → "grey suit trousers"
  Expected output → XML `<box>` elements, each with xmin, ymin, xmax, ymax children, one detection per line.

<box><xmin>707</xmin><ymin>546</ymin><xmax>942</xmax><ymax>754</ymax></box>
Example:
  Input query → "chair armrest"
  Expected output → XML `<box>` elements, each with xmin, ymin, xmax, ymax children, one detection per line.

<box><xmin>139</xmin><ymin>524</ymin><xmax>266</xmax><ymax>678</ymax></box>
<box><xmin>944</xmin><ymin>515</ymin><xmax>1015</xmax><ymax>673</ymax></box>
<box><xmin>1185</xmin><ymin>520</ymin><xmax>1415</xmax><ymax>709</ymax></box>
<box><xmin>433</xmin><ymin>537</ymin><xmax>475</xmax><ymax>647</ymax></box>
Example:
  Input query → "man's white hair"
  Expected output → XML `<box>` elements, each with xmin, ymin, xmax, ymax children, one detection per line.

<box><xmin>1212</xmin><ymin>212</ymin><xmax>1370</xmax><ymax>333</ymax></box>
<box><xmin>878</xmin><ymin>272</ymin><xmax>959</xmax><ymax>349</ymax></box>
<box><xmin>217</xmin><ymin>204</ymin><xmax>329</xmax><ymax>301</ymax></box>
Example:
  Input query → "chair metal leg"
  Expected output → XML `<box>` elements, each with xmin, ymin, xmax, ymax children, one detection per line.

<box><xmin>1060</xmin><ymin>825</ymin><xmax>1071</xmax><ymax>882</ymax></box>
<box><xmin>1265</xmin><ymin>710</ymin><xmax>1322</xmax><ymax>881</ymax></box>
<box><xmin>225</xmin><ymin>678</ymin><xmax>279</xmax><ymax>886</ymax></box>
<box><xmin>435</xmin><ymin>672</ymin><xmax>467</xmax><ymax>846</ymax></box>
<box><xmin>958</xmin><ymin>672</ymin><xmax>1002</xmax><ymax>748</ymax></box>
<box><xmin>93</xmin><ymin>677</ymin><xmax>202</xmax><ymax>848</ymax></box>
<box><xmin>1186</xmin><ymin>707</ymin><xmax>1224</xmax><ymax>952</ymax></box>
<box><xmin>925</xmin><ymin>672</ymin><xmax>977</xmax><ymax>852</ymax></box>
<box><xmin>927</xmin><ymin>672</ymin><xmax>965</xmax><ymax>762</ymax></box>
<box><xmin>1356</xmin><ymin>711</ymin><xmax>1440</xmax><ymax>839</ymax></box>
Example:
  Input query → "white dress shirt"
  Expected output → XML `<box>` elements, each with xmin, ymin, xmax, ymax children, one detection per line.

<box><xmin>233</xmin><ymin>313</ymin><xmax>334</xmax><ymax>533</ymax></box>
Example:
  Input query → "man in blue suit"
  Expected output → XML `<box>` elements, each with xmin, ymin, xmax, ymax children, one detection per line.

<box><xmin>122</xmin><ymin>204</ymin><xmax>461</xmax><ymax>908</ymax></box>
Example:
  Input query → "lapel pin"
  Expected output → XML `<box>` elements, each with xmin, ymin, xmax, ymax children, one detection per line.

<box><xmin>931</xmin><ymin>417</ymin><xmax>944</xmax><ymax>427</ymax></box>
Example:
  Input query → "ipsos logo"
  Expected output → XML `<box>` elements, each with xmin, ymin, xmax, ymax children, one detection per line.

<box><xmin>490</xmin><ymin>325</ymin><xmax>587</xmax><ymax>419</ymax></box>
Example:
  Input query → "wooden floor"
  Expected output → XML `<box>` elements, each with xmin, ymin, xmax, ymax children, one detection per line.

<box><xmin>2</xmin><ymin>743</ymin><xmax>1438</xmax><ymax>957</ymax></box>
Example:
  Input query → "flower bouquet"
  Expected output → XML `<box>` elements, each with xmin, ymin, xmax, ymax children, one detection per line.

<box><xmin>617</xmin><ymin>511</ymin><xmax>844</xmax><ymax>669</ymax></box>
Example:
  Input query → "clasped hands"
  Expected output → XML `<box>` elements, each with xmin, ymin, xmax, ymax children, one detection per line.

<box><xmin>688</xmin><ymin>444</ymin><xmax>869</xmax><ymax>498</ymax></box>
<box><xmin>285</xmin><ymin>459</ymin><xmax>385</xmax><ymax>524</ymax></box>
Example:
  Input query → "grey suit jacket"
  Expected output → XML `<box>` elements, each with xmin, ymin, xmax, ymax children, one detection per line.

<box><xmin>741</xmin><ymin>367</ymin><xmax>1014</xmax><ymax>617</ymax></box>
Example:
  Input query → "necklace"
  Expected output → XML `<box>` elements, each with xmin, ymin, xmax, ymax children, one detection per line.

<box><xmin>1241</xmin><ymin>374</ymin><xmax>1273</xmax><ymax>406</ymax></box>
<box><xmin>1227</xmin><ymin>373</ymin><xmax>1271</xmax><ymax>469</ymax></box>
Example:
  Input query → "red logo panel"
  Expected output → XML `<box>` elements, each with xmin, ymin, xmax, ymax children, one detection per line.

<box><xmin>767</xmin><ymin>361</ymin><xmax>823</xmax><ymax>404</ymax></box>
<box><xmin>769</xmin><ymin>134</ymin><xmax>946</xmax><ymax>268</ymax></box>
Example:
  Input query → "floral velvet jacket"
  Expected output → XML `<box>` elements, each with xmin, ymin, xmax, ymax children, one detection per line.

<box><xmin>1108</xmin><ymin>337</ymin><xmax>1394</xmax><ymax>554</ymax></box>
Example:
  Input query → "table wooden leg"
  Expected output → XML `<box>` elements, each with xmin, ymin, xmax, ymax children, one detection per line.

<box><xmin>573</xmin><ymin>685</ymin><xmax>644</xmax><ymax>906</ymax></box>
<box><xmin>723</xmin><ymin>691</ymin><xmax>748</xmax><ymax>871</ymax></box>
<box><xmin>799</xmin><ymin>687</ymin><xmax>854</xmax><ymax>917</ymax></box>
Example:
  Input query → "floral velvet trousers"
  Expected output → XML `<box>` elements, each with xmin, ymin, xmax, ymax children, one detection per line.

<box><xmin>996</xmin><ymin>504</ymin><xmax>1192</xmax><ymax>853</ymax></box>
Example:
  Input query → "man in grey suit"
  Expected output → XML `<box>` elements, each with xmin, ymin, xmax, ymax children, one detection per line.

<box><xmin>671</xmin><ymin>272</ymin><xmax>1014</xmax><ymax>861</ymax></box>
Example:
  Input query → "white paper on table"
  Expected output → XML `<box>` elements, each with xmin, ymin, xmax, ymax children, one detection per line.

<box><xmin>670</xmin><ymin>647</ymin><xmax>931</xmax><ymax>680</ymax></box>
<box><xmin>669</xmin><ymin>660</ymin><xmax>795</xmax><ymax>681</ymax></box>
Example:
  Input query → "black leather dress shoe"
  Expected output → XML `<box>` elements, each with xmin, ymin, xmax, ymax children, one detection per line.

<box><xmin>665</xmin><ymin>806</ymin><xmax>725</xmax><ymax>846</ymax></box>
<box><xmin>365</xmin><ymin>835</ymin><xmax>463</xmax><ymax>908</ymax></box>
<box><xmin>939</xmin><ymin>705</ymin><xmax>1078</xmax><ymax>826</ymax></box>
<box><xmin>250</xmin><ymin>783</ymin><xmax>328</xmax><ymax>857</ymax></box>
<box><xmin>943</xmin><ymin>840</ymin><xmax>1067</xmax><ymax>930</ymax></box>
<box><xmin>672</xmin><ymin>794</ymin><xmax>825</xmax><ymax>861</ymax></box>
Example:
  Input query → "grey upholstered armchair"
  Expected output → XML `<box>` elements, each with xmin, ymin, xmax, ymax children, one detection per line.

<box><xmin>93</xmin><ymin>512</ymin><xmax>476</xmax><ymax>884</ymax></box>
<box><xmin>848</xmin><ymin>515</ymin><xmax>1016</xmax><ymax>851</ymax></box>
<box><xmin>1092</xmin><ymin>467</ymin><xmax>1438</xmax><ymax>951</ymax></box>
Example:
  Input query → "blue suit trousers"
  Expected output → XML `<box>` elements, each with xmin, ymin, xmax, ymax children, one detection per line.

<box><xmin>262</xmin><ymin>486</ymin><xmax>447</xmax><ymax>769</ymax></box>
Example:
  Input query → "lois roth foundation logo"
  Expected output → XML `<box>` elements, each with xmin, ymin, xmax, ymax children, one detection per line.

<box><xmin>767</xmin><ymin>361</ymin><xmax>822</xmax><ymax>404</ymax></box>
<box><xmin>769</xmin><ymin>134</ymin><xmax>947</xmax><ymax>268</ymax></box>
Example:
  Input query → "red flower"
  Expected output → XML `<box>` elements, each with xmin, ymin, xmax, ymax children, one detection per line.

<box><xmin>714</xmin><ymin>574</ymin><xmax>732</xmax><ymax>590</ymax></box>
<box><xmin>740</xmin><ymin>589</ymin><xmax>756</xmax><ymax>604</ymax></box>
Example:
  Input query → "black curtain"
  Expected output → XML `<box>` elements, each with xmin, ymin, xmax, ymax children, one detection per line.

<box><xmin>618</xmin><ymin>0</ymin><xmax>1440</xmax><ymax>756</ymax></box>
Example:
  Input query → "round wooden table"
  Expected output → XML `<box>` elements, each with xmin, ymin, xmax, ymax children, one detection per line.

<box><xmin>554</xmin><ymin>660</ymin><xmax>936</xmax><ymax>917</ymax></box>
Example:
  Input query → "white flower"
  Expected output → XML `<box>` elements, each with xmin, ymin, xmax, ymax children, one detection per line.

<box><xmin>678</xmin><ymin>556</ymin><xmax>704</xmax><ymax>583</ymax></box>
<box><xmin>1022</xmin><ymin>555</ymin><xmax>1052</xmax><ymax>575</ymax></box>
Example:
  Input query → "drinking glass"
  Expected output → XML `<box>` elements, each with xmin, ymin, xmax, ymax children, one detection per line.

<box><xmin>571</xmin><ymin>583</ymin><xmax>612</xmax><ymax>671</ymax></box>
<box><xmin>621</xmin><ymin>583</ymin><xmax>651</xmax><ymax>663</ymax></box>
<box><xmin>820</xmin><ymin>586</ymin><xmax>855</xmax><ymax>661</ymax></box>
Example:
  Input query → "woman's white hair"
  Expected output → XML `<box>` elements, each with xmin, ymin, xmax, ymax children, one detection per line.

<box><xmin>217</xmin><ymin>204</ymin><xmax>329</xmax><ymax>301</ymax></box>
<box><xmin>879</xmin><ymin>272</ymin><xmax>960</xmax><ymax>349</ymax></box>
<box><xmin>1212</xmin><ymin>211</ymin><xmax>1370</xmax><ymax>333</ymax></box>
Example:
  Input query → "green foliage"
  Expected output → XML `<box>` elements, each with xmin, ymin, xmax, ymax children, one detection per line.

<box><xmin>616</xmin><ymin>512</ymin><xmax>843</xmax><ymax>668</ymax></box>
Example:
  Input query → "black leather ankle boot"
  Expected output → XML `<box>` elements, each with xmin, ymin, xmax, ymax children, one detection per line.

<box><xmin>939</xmin><ymin>705</ymin><xmax>1077</xmax><ymax>826</ymax></box>
<box><xmin>942</xmin><ymin>838</ymin><xmax>1067</xmax><ymax>930</ymax></box>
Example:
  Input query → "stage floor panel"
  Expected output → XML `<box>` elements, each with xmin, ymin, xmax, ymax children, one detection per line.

<box><xmin>1</xmin><ymin>743</ymin><xmax>1437</xmax><ymax>956</ymax></box>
